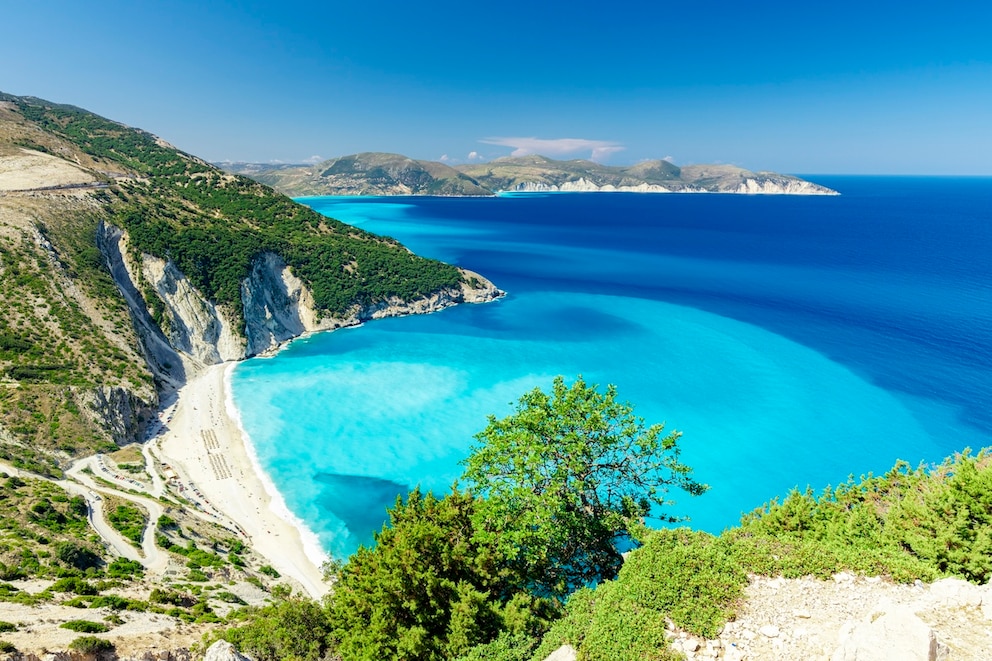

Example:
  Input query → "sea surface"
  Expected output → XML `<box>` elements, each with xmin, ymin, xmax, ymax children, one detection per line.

<box><xmin>231</xmin><ymin>177</ymin><xmax>992</xmax><ymax>560</ymax></box>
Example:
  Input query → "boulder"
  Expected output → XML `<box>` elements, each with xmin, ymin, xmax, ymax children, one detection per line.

<box><xmin>203</xmin><ymin>641</ymin><xmax>252</xmax><ymax>661</ymax></box>
<box><xmin>542</xmin><ymin>644</ymin><xmax>577</xmax><ymax>661</ymax></box>
<box><xmin>832</xmin><ymin>605</ymin><xmax>948</xmax><ymax>661</ymax></box>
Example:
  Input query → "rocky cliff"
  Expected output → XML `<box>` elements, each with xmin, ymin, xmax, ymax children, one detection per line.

<box><xmin>105</xmin><ymin>225</ymin><xmax>502</xmax><ymax>381</ymax></box>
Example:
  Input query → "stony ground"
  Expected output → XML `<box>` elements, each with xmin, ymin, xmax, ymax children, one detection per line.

<box><xmin>668</xmin><ymin>573</ymin><xmax>992</xmax><ymax>660</ymax></box>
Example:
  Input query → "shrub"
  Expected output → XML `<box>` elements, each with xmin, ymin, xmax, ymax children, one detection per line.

<box><xmin>0</xmin><ymin>621</ymin><xmax>15</xmax><ymax>633</ymax></box>
<box><xmin>55</xmin><ymin>541</ymin><xmax>100</xmax><ymax>571</ymax></box>
<box><xmin>620</xmin><ymin>528</ymin><xmax>746</xmax><ymax>638</ymax></box>
<box><xmin>60</xmin><ymin>620</ymin><xmax>109</xmax><ymax>633</ymax></box>
<box><xmin>50</xmin><ymin>577</ymin><xmax>98</xmax><ymax>595</ymax></box>
<box><xmin>68</xmin><ymin>636</ymin><xmax>114</xmax><ymax>655</ymax></box>
<box><xmin>107</xmin><ymin>557</ymin><xmax>144</xmax><ymax>579</ymax></box>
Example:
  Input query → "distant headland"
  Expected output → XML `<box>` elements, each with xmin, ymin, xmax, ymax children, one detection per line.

<box><xmin>217</xmin><ymin>152</ymin><xmax>839</xmax><ymax>197</ymax></box>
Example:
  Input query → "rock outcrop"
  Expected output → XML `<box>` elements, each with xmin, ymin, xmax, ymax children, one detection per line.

<box><xmin>202</xmin><ymin>640</ymin><xmax>251</xmax><ymax>661</ymax></box>
<box><xmin>668</xmin><ymin>575</ymin><xmax>992</xmax><ymax>660</ymax></box>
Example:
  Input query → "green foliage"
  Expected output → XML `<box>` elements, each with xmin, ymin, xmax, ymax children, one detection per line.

<box><xmin>68</xmin><ymin>636</ymin><xmax>114</xmax><ymax>655</ymax></box>
<box><xmin>55</xmin><ymin>542</ymin><xmax>101</xmax><ymax>571</ymax></box>
<box><xmin>620</xmin><ymin>529</ymin><xmax>745</xmax><ymax>638</ymax></box>
<box><xmin>107</xmin><ymin>557</ymin><xmax>144</xmax><ymax>579</ymax></box>
<box><xmin>50</xmin><ymin>577</ymin><xmax>98</xmax><ymax>595</ymax></box>
<box><xmin>330</xmin><ymin>489</ymin><xmax>557</xmax><ymax>661</ymax></box>
<box><xmin>462</xmin><ymin>376</ymin><xmax>705</xmax><ymax>598</ymax></box>
<box><xmin>258</xmin><ymin>564</ymin><xmax>280</xmax><ymax>578</ymax></box>
<box><xmin>0</xmin><ymin>641</ymin><xmax>15</xmax><ymax>654</ymax></box>
<box><xmin>218</xmin><ymin>598</ymin><xmax>335</xmax><ymax>661</ymax></box>
<box><xmin>60</xmin><ymin>620</ymin><xmax>110</xmax><ymax>633</ymax></box>
<box><xmin>455</xmin><ymin>631</ymin><xmax>539</xmax><ymax>661</ymax></box>
<box><xmin>736</xmin><ymin>450</ymin><xmax>992</xmax><ymax>583</ymax></box>
<box><xmin>0</xmin><ymin>621</ymin><xmax>16</xmax><ymax>633</ymax></box>
<box><xmin>107</xmin><ymin>502</ymin><xmax>146</xmax><ymax>546</ymax></box>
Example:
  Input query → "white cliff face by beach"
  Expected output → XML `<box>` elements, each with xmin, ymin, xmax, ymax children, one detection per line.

<box><xmin>104</xmin><ymin>229</ymin><xmax>503</xmax><ymax>379</ymax></box>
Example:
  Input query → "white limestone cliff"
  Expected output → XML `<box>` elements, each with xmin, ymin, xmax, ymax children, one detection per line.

<box><xmin>101</xmin><ymin>226</ymin><xmax>503</xmax><ymax>383</ymax></box>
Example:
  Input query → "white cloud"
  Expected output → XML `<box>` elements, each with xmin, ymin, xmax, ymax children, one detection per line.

<box><xmin>439</xmin><ymin>154</ymin><xmax>450</xmax><ymax>162</ymax></box>
<box><xmin>302</xmin><ymin>155</ymin><xmax>323</xmax><ymax>164</ymax></box>
<box><xmin>467</xmin><ymin>151</ymin><xmax>482</xmax><ymax>161</ymax></box>
<box><xmin>480</xmin><ymin>137</ymin><xmax>624</xmax><ymax>162</ymax></box>
<box><xmin>662</xmin><ymin>155</ymin><xmax>675</xmax><ymax>163</ymax></box>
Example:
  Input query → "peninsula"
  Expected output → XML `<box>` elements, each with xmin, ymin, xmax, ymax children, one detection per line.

<box><xmin>219</xmin><ymin>152</ymin><xmax>839</xmax><ymax>197</ymax></box>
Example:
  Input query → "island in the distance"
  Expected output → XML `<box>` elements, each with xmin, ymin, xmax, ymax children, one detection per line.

<box><xmin>218</xmin><ymin>152</ymin><xmax>839</xmax><ymax>197</ymax></box>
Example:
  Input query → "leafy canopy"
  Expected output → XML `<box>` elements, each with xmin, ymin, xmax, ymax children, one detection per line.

<box><xmin>461</xmin><ymin>376</ymin><xmax>706</xmax><ymax>598</ymax></box>
<box><xmin>329</xmin><ymin>489</ymin><xmax>556</xmax><ymax>661</ymax></box>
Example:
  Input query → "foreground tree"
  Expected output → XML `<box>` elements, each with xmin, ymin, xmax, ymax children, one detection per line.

<box><xmin>330</xmin><ymin>489</ymin><xmax>556</xmax><ymax>661</ymax></box>
<box><xmin>462</xmin><ymin>376</ymin><xmax>707</xmax><ymax>598</ymax></box>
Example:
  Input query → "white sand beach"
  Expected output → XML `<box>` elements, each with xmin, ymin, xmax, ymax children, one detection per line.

<box><xmin>157</xmin><ymin>363</ymin><xmax>329</xmax><ymax>598</ymax></box>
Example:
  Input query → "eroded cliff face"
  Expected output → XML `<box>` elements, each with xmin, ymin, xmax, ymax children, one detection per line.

<box><xmin>241</xmin><ymin>252</ymin><xmax>502</xmax><ymax>356</ymax></box>
<box><xmin>140</xmin><ymin>254</ymin><xmax>246</xmax><ymax>365</ymax></box>
<box><xmin>102</xmin><ymin>229</ymin><xmax>503</xmax><ymax>381</ymax></box>
<box><xmin>732</xmin><ymin>177</ymin><xmax>838</xmax><ymax>195</ymax></box>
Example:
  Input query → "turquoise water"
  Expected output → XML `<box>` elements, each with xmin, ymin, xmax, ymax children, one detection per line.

<box><xmin>232</xmin><ymin>179</ymin><xmax>992</xmax><ymax>559</ymax></box>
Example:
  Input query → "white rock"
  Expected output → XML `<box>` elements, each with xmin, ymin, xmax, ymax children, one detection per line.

<box><xmin>723</xmin><ymin>645</ymin><xmax>746</xmax><ymax>661</ymax></box>
<box><xmin>760</xmin><ymin>624</ymin><xmax>781</xmax><ymax>638</ymax></box>
<box><xmin>683</xmin><ymin>638</ymin><xmax>701</xmax><ymax>652</ymax></box>
<box><xmin>542</xmin><ymin>644</ymin><xmax>577</xmax><ymax>661</ymax></box>
<box><xmin>928</xmin><ymin>577</ymin><xmax>983</xmax><ymax>608</ymax></box>
<box><xmin>203</xmin><ymin>640</ymin><xmax>252</xmax><ymax>661</ymax></box>
<box><xmin>831</xmin><ymin>605</ymin><xmax>948</xmax><ymax>661</ymax></box>
<box><xmin>793</xmin><ymin>608</ymin><xmax>812</xmax><ymax>619</ymax></box>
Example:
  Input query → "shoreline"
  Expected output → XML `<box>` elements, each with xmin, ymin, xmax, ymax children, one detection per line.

<box><xmin>156</xmin><ymin>363</ymin><xmax>329</xmax><ymax>598</ymax></box>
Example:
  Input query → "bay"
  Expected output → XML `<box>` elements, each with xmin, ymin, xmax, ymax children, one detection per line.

<box><xmin>232</xmin><ymin>177</ymin><xmax>992</xmax><ymax>559</ymax></box>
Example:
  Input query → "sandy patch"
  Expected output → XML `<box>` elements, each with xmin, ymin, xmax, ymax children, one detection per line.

<box><xmin>156</xmin><ymin>364</ymin><xmax>329</xmax><ymax>598</ymax></box>
<box><xmin>0</xmin><ymin>148</ymin><xmax>95</xmax><ymax>191</ymax></box>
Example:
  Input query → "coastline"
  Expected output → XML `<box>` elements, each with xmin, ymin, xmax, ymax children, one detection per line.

<box><xmin>156</xmin><ymin>363</ymin><xmax>329</xmax><ymax>598</ymax></box>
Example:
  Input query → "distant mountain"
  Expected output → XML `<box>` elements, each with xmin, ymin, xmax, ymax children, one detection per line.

<box><xmin>220</xmin><ymin>153</ymin><xmax>838</xmax><ymax>196</ymax></box>
<box><xmin>230</xmin><ymin>152</ymin><xmax>492</xmax><ymax>196</ymax></box>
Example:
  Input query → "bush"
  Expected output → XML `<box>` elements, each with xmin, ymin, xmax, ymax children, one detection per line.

<box><xmin>620</xmin><ymin>529</ymin><xmax>746</xmax><ymax>638</ymax></box>
<box><xmin>0</xmin><ymin>640</ymin><xmax>15</xmax><ymax>653</ymax></box>
<box><xmin>50</xmin><ymin>577</ymin><xmax>98</xmax><ymax>595</ymax></box>
<box><xmin>107</xmin><ymin>557</ymin><xmax>144</xmax><ymax>579</ymax></box>
<box><xmin>60</xmin><ymin>620</ymin><xmax>109</xmax><ymax>633</ymax></box>
<box><xmin>68</xmin><ymin>636</ymin><xmax>114</xmax><ymax>655</ymax></box>
<box><xmin>0</xmin><ymin>621</ymin><xmax>15</xmax><ymax>633</ymax></box>
<box><xmin>217</xmin><ymin>599</ymin><xmax>334</xmax><ymax>661</ymax></box>
<box><xmin>55</xmin><ymin>541</ymin><xmax>100</xmax><ymax>571</ymax></box>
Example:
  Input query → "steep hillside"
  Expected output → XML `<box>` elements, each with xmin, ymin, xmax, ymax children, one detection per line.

<box><xmin>228</xmin><ymin>153</ymin><xmax>838</xmax><ymax>196</ymax></box>
<box><xmin>249</xmin><ymin>152</ymin><xmax>492</xmax><ymax>196</ymax></box>
<box><xmin>0</xmin><ymin>92</ymin><xmax>500</xmax><ymax>473</ymax></box>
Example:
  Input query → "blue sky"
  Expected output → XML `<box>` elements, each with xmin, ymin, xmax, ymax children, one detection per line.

<box><xmin>3</xmin><ymin>0</ymin><xmax>991</xmax><ymax>173</ymax></box>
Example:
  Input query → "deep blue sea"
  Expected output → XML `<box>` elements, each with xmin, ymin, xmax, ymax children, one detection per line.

<box><xmin>231</xmin><ymin>177</ymin><xmax>992</xmax><ymax>560</ymax></box>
